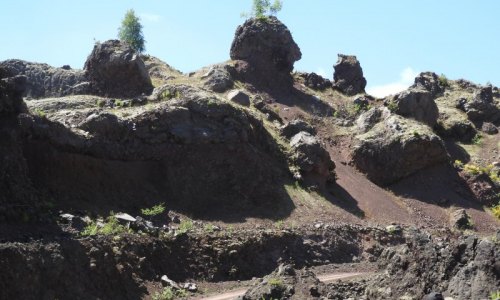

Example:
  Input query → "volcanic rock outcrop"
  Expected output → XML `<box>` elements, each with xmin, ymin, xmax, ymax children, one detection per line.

<box><xmin>84</xmin><ymin>40</ymin><xmax>153</xmax><ymax>98</ymax></box>
<box><xmin>332</xmin><ymin>54</ymin><xmax>367</xmax><ymax>96</ymax></box>
<box><xmin>290</xmin><ymin>131</ymin><xmax>335</xmax><ymax>187</ymax></box>
<box><xmin>387</xmin><ymin>88</ymin><xmax>439</xmax><ymax>127</ymax></box>
<box><xmin>352</xmin><ymin>107</ymin><xmax>448</xmax><ymax>185</ymax></box>
<box><xmin>230</xmin><ymin>16</ymin><xmax>301</xmax><ymax>88</ymax></box>
<box><xmin>0</xmin><ymin>59</ymin><xmax>88</xmax><ymax>98</ymax></box>
<box><xmin>0</xmin><ymin>69</ymin><xmax>40</xmax><ymax>221</ymax></box>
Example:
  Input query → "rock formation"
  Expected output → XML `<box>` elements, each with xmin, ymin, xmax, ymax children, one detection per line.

<box><xmin>84</xmin><ymin>40</ymin><xmax>153</xmax><ymax>98</ymax></box>
<box><xmin>387</xmin><ymin>88</ymin><xmax>440</xmax><ymax>127</ymax></box>
<box><xmin>352</xmin><ymin>108</ymin><xmax>448</xmax><ymax>185</ymax></box>
<box><xmin>230</xmin><ymin>17</ymin><xmax>301</xmax><ymax>88</ymax></box>
<box><xmin>332</xmin><ymin>54</ymin><xmax>367</xmax><ymax>95</ymax></box>
<box><xmin>0</xmin><ymin>59</ymin><xmax>88</xmax><ymax>98</ymax></box>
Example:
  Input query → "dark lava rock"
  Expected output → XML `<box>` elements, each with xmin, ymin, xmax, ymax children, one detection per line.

<box><xmin>202</xmin><ymin>64</ymin><xmax>234</xmax><ymax>93</ymax></box>
<box><xmin>411</xmin><ymin>72</ymin><xmax>445</xmax><ymax>97</ymax></box>
<box><xmin>332</xmin><ymin>54</ymin><xmax>367</xmax><ymax>96</ymax></box>
<box><xmin>450</xmin><ymin>209</ymin><xmax>472</xmax><ymax>230</ymax></box>
<box><xmin>388</xmin><ymin>88</ymin><xmax>439</xmax><ymax>127</ymax></box>
<box><xmin>365</xmin><ymin>232</ymin><xmax>499</xmax><ymax>299</ymax></box>
<box><xmin>0</xmin><ymin>59</ymin><xmax>88</xmax><ymax>99</ymax></box>
<box><xmin>352</xmin><ymin>111</ymin><xmax>448</xmax><ymax>185</ymax></box>
<box><xmin>290</xmin><ymin>131</ymin><xmax>335</xmax><ymax>187</ymax></box>
<box><xmin>227</xmin><ymin>89</ymin><xmax>250</xmax><ymax>107</ymax></box>
<box><xmin>280</xmin><ymin>119</ymin><xmax>316</xmax><ymax>139</ymax></box>
<box><xmin>463</xmin><ymin>86</ymin><xmax>500</xmax><ymax>123</ymax></box>
<box><xmin>240</xmin><ymin>264</ymin><xmax>325</xmax><ymax>300</ymax></box>
<box><xmin>482</xmin><ymin>122</ymin><xmax>498</xmax><ymax>134</ymax></box>
<box><xmin>230</xmin><ymin>17</ymin><xmax>301</xmax><ymax>74</ymax></box>
<box><xmin>84</xmin><ymin>40</ymin><xmax>153</xmax><ymax>98</ymax></box>
<box><xmin>422</xmin><ymin>292</ymin><xmax>444</xmax><ymax>300</ymax></box>
<box><xmin>0</xmin><ymin>69</ymin><xmax>39</xmax><ymax>222</ymax></box>
<box><xmin>230</xmin><ymin>17</ymin><xmax>301</xmax><ymax>89</ymax></box>
<box><xmin>297</xmin><ymin>72</ymin><xmax>331</xmax><ymax>90</ymax></box>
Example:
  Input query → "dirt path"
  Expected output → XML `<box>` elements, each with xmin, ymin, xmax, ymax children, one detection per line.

<box><xmin>196</xmin><ymin>272</ymin><xmax>367</xmax><ymax>300</ymax></box>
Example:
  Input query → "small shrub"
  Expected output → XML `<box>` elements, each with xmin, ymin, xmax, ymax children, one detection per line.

<box><xmin>274</xmin><ymin>219</ymin><xmax>285</xmax><ymax>230</ymax></box>
<box><xmin>471</xmin><ymin>134</ymin><xmax>483</xmax><ymax>145</ymax></box>
<box><xmin>152</xmin><ymin>287</ymin><xmax>188</xmax><ymax>300</ymax></box>
<box><xmin>386</xmin><ymin>101</ymin><xmax>398</xmax><ymax>112</ymax></box>
<box><xmin>491</xmin><ymin>290</ymin><xmax>500</xmax><ymax>300</ymax></box>
<box><xmin>115</xmin><ymin>100</ymin><xmax>124</xmax><ymax>107</ymax></box>
<box><xmin>34</xmin><ymin>108</ymin><xmax>46</xmax><ymax>118</ymax></box>
<box><xmin>141</xmin><ymin>203</ymin><xmax>166</xmax><ymax>217</ymax></box>
<box><xmin>177</xmin><ymin>219</ymin><xmax>194</xmax><ymax>234</ymax></box>
<box><xmin>453</xmin><ymin>160</ymin><xmax>464</xmax><ymax>168</ymax></box>
<box><xmin>267</xmin><ymin>277</ymin><xmax>284</xmax><ymax>287</ymax></box>
<box><xmin>492</xmin><ymin>205</ymin><xmax>500</xmax><ymax>220</ymax></box>
<box><xmin>438</xmin><ymin>73</ymin><xmax>450</xmax><ymax>88</ymax></box>
<box><xmin>97</xmin><ymin>99</ymin><xmax>106</xmax><ymax>108</ymax></box>
<box><xmin>204</xmin><ymin>223</ymin><xmax>216</xmax><ymax>233</ymax></box>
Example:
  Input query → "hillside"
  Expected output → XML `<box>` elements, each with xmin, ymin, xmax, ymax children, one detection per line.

<box><xmin>0</xmin><ymin>17</ymin><xmax>498</xmax><ymax>300</ymax></box>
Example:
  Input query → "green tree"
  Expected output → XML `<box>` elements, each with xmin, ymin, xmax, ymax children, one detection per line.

<box><xmin>244</xmin><ymin>0</ymin><xmax>283</xmax><ymax>19</ymax></box>
<box><xmin>118</xmin><ymin>9</ymin><xmax>145</xmax><ymax>53</ymax></box>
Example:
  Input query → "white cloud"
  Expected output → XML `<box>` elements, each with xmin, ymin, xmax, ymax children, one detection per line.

<box><xmin>140</xmin><ymin>13</ymin><xmax>161</xmax><ymax>22</ymax></box>
<box><xmin>315</xmin><ymin>67</ymin><xmax>328</xmax><ymax>79</ymax></box>
<box><xmin>367</xmin><ymin>67</ymin><xmax>419</xmax><ymax>98</ymax></box>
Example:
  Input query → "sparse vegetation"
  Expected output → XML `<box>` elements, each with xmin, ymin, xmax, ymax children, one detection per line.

<box><xmin>203</xmin><ymin>223</ymin><xmax>216</xmax><ymax>233</ymax></box>
<box><xmin>438</xmin><ymin>73</ymin><xmax>450</xmax><ymax>88</ymax></box>
<box><xmin>33</xmin><ymin>108</ymin><xmax>46</xmax><ymax>118</ymax></box>
<box><xmin>491</xmin><ymin>290</ymin><xmax>500</xmax><ymax>300</ymax></box>
<box><xmin>177</xmin><ymin>219</ymin><xmax>194</xmax><ymax>234</ymax></box>
<box><xmin>267</xmin><ymin>277</ymin><xmax>284</xmax><ymax>287</ymax></box>
<box><xmin>471</xmin><ymin>133</ymin><xmax>483</xmax><ymax>145</ymax></box>
<box><xmin>81</xmin><ymin>215</ymin><xmax>131</xmax><ymax>236</ymax></box>
<box><xmin>118</xmin><ymin>9</ymin><xmax>145</xmax><ymax>53</ymax></box>
<box><xmin>141</xmin><ymin>203</ymin><xmax>166</xmax><ymax>217</ymax></box>
<box><xmin>491</xmin><ymin>204</ymin><xmax>500</xmax><ymax>220</ymax></box>
<box><xmin>152</xmin><ymin>287</ymin><xmax>188</xmax><ymax>300</ymax></box>
<box><xmin>386</xmin><ymin>101</ymin><xmax>398</xmax><ymax>112</ymax></box>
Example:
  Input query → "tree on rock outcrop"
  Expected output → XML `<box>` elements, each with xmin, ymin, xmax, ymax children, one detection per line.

<box><xmin>244</xmin><ymin>0</ymin><xmax>283</xmax><ymax>19</ymax></box>
<box><xmin>118</xmin><ymin>9</ymin><xmax>145</xmax><ymax>53</ymax></box>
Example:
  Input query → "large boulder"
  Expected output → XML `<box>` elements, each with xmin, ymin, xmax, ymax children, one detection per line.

<box><xmin>84</xmin><ymin>40</ymin><xmax>153</xmax><ymax>98</ymax></box>
<box><xmin>0</xmin><ymin>59</ymin><xmax>88</xmax><ymax>99</ymax></box>
<box><xmin>388</xmin><ymin>88</ymin><xmax>439</xmax><ymax>127</ymax></box>
<box><xmin>230</xmin><ymin>17</ymin><xmax>301</xmax><ymax>88</ymax></box>
<box><xmin>201</xmin><ymin>64</ymin><xmax>234</xmax><ymax>93</ymax></box>
<box><xmin>463</xmin><ymin>86</ymin><xmax>500</xmax><ymax>123</ymax></box>
<box><xmin>280</xmin><ymin>119</ymin><xmax>316</xmax><ymax>139</ymax></box>
<box><xmin>435</xmin><ymin>106</ymin><xmax>477</xmax><ymax>143</ymax></box>
<box><xmin>352</xmin><ymin>108</ymin><xmax>448</xmax><ymax>185</ymax></box>
<box><xmin>332</xmin><ymin>54</ymin><xmax>367</xmax><ymax>96</ymax></box>
<box><xmin>290</xmin><ymin>131</ymin><xmax>335</xmax><ymax>187</ymax></box>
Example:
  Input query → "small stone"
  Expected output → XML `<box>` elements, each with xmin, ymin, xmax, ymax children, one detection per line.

<box><xmin>227</xmin><ymin>89</ymin><xmax>250</xmax><ymax>106</ymax></box>
<box><xmin>183</xmin><ymin>282</ymin><xmax>197</xmax><ymax>292</ymax></box>
<box><xmin>161</xmin><ymin>275</ymin><xmax>180</xmax><ymax>289</ymax></box>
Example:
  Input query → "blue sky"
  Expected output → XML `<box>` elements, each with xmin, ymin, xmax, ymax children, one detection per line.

<box><xmin>1</xmin><ymin>1</ymin><xmax>499</xmax><ymax>97</ymax></box>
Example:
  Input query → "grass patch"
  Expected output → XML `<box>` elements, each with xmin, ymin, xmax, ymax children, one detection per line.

<box><xmin>81</xmin><ymin>215</ymin><xmax>132</xmax><ymax>236</ymax></box>
<box><xmin>152</xmin><ymin>287</ymin><xmax>188</xmax><ymax>300</ymax></box>
<box><xmin>267</xmin><ymin>278</ymin><xmax>284</xmax><ymax>287</ymax></box>
<box><xmin>177</xmin><ymin>219</ymin><xmax>194</xmax><ymax>234</ymax></box>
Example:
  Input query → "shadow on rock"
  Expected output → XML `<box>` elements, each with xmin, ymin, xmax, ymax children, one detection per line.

<box><xmin>387</xmin><ymin>163</ymin><xmax>485</xmax><ymax>210</ymax></box>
